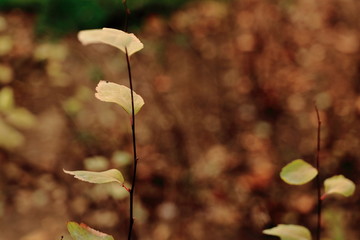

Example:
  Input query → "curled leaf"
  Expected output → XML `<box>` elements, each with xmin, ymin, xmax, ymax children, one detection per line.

<box><xmin>263</xmin><ymin>224</ymin><xmax>311</xmax><ymax>240</ymax></box>
<box><xmin>323</xmin><ymin>175</ymin><xmax>355</xmax><ymax>198</ymax></box>
<box><xmin>63</xmin><ymin>169</ymin><xmax>124</xmax><ymax>185</ymax></box>
<box><xmin>95</xmin><ymin>80</ymin><xmax>144</xmax><ymax>115</ymax></box>
<box><xmin>67</xmin><ymin>222</ymin><xmax>114</xmax><ymax>240</ymax></box>
<box><xmin>78</xmin><ymin>28</ymin><xmax>143</xmax><ymax>56</ymax></box>
<box><xmin>280</xmin><ymin>159</ymin><xmax>318</xmax><ymax>185</ymax></box>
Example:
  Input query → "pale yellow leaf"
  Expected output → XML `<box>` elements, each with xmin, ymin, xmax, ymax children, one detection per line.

<box><xmin>63</xmin><ymin>169</ymin><xmax>125</xmax><ymax>185</ymax></box>
<box><xmin>324</xmin><ymin>175</ymin><xmax>355</xmax><ymax>198</ymax></box>
<box><xmin>78</xmin><ymin>28</ymin><xmax>143</xmax><ymax>56</ymax></box>
<box><xmin>263</xmin><ymin>224</ymin><xmax>311</xmax><ymax>240</ymax></box>
<box><xmin>95</xmin><ymin>80</ymin><xmax>144</xmax><ymax>115</ymax></box>
<box><xmin>67</xmin><ymin>222</ymin><xmax>114</xmax><ymax>240</ymax></box>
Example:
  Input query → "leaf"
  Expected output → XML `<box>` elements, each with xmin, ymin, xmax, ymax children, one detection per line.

<box><xmin>111</xmin><ymin>151</ymin><xmax>132</xmax><ymax>167</ymax></box>
<box><xmin>62</xmin><ymin>97</ymin><xmax>82</xmax><ymax>115</ymax></box>
<box><xmin>6</xmin><ymin>107</ymin><xmax>37</xmax><ymax>129</ymax></box>
<box><xmin>63</xmin><ymin>169</ymin><xmax>124</xmax><ymax>185</ymax></box>
<box><xmin>34</xmin><ymin>43</ymin><xmax>68</xmax><ymax>61</ymax></box>
<box><xmin>0</xmin><ymin>35</ymin><xmax>12</xmax><ymax>56</ymax></box>
<box><xmin>0</xmin><ymin>119</ymin><xmax>24</xmax><ymax>149</ymax></box>
<box><xmin>78</xmin><ymin>28</ymin><xmax>143</xmax><ymax>56</ymax></box>
<box><xmin>280</xmin><ymin>159</ymin><xmax>318</xmax><ymax>185</ymax></box>
<box><xmin>263</xmin><ymin>224</ymin><xmax>311</xmax><ymax>240</ymax></box>
<box><xmin>95</xmin><ymin>81</ymin><xmax>145</xmax><ymax>115</ymax></box>
<box><xmin>84</xmin><ymin>156</ymin><xmax>109</xmax><ymax>171</ymax></box>
<box><xmin>0</xmin><ymin>64</ymin><xmax>13</xmax><ymax>84</ymax></box>
<box><xmin>67</xmin><ymin>222</ymin><xmax>114</xmax><ymax>240</ymax></box>
<box><xmin>0</xmin><ymin>86</ymin><xmax>14</xmax><ymax>113</ymax></box>
<box><xmin>323</xmin><ymin>175</ymin><xmax>355</xmax><ymax>198</ymax></box>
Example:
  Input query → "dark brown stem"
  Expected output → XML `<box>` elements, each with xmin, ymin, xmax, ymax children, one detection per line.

<box><xmin>315</xmin><ymin>106</ymin><xmax>322</xmax><ymax>240</ymax></box>
<box><xmin>122</xmin><ymin>2</ymin><xmax>137</xmax><ymax>239</ymax></box>
<box><xmin>123</xmin><ymin>0</ymin><xmax>130</xmax><ymax>32</ymax></box>
<box><xmin>125</xmin><ymin>48</ymin><xmax>138</xmax><ymax>240</ymax></box>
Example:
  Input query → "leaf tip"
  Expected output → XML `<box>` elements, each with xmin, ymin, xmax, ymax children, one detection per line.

<box><xmin>63</xmin><ymin>169</ymin><xmax>74</xmax><ymax>175</ymax></box>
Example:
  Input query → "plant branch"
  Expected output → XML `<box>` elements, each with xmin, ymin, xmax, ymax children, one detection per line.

<box><xmin>315</xmin><ymin>106</ymin><xmax>322</xmax><ymax>240</ymax></box>
<box><xmin>123</xmin><ymin>0</ymin><xmax>130</xmax><ymax>32</ymax></box>
<box><xmin>125</xmin><ymin>47</ymin><xmax>138</xmax><ymax>240</ymax></box>
<box><xmin>122</xmin><ymin>1</ymin><xmax>137</xmax><ymax>239</ymax></box>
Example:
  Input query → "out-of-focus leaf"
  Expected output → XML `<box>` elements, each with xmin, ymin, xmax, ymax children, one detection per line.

<box><xmin>46</xmin><ymin>61</ymin><xmax>66</xmax><ymax>79</ymax></box>
<box><xmin>63</xmin><ymin>169</ymin><xmax>124</xmax><ymax>184</ymax></box>
<box><xmin>67</xmin><ymin>222</ymin><xmax>114</xmax><ymax>240</ymax></box>
<box><xmin>0</xmin><ymin>16</ymin><xmax>7</xmax><ymax>31</ymax></box>
<box><xmin>0</xmin><ymin>119</ymin><xmax>24</xmax><ymax>149</ymax></box>
<box><xmin>78</xmin><ymin>28</ymin><xmax>143</xmax><ymax>56</ymax></box>
<box><xmin>62</xmin><ymin>87</ymin><xmax>92</xmax><ymax>115</ymax></box>
<box><xmin>0</xmin><ymin>64</ymin><xmax>13</xmax><ymax>84</ymax></box>
<box><xmin>0</xmin><ymin>36</ymin><xmax>12</xmax><ymax>56</ymax></box>
<box><xmin>6</xmin><ymin>107</ymin><xmax>37</xmax><ymax>129</ymax></box>
<box><xmin>84</xmin><ymin>156</ymin><xmax>109</xmax><ymax>171</ymax></box>
<box><xmin>92</xmin><ymin>183</ymin><xmax>129</xmax><ymax>201</ymax></box>
<box><xmin>62</xmin><ymin>98</ymin><xmax>82</xmax><ymax>115</ymax></box>
<box><xmin>315</xmin><ymin>92</ymin><xmax>332</xmax><ymax>110</ymax></box>
<box><xmin>263</xmin><ymin>224</ymin><xmax>311</xmax><ymax>240</ymax></box>
<box><xmin>323</xmin><ymin>175</ymin><xmax>355</xmax><ymax>198</ymax></box>
<box><xmin>75</xmin><ymin>86</ymin><xmax>92</xmax><ymax>101</ymax></box>
<box><xmin>34</xmin><ymin>43</ymin><xmax>68</xmax><ymax>61</ymax></box>
<box><xmin>95</xmin><ymin>80</ymin><xmax>145</xmax><ymax>115</ymax></box>
<box><xmin>323</xmin><ymin>207</ymin><xmax>348</xmax><ymax>240</ymax></box>
<box><xmin>280</xmin><ymin>159</ymin><xmax>318</xmax><ymax>185</ymax></box>
<box><xmin>0</xmin><ymin>86</ymin><xmax>14</xmax><ymax>112</ymax></box>
<box><xmin>111</xmin><ymin>151</ymin><xmax>132</xmax><ymax>167</ymax></box>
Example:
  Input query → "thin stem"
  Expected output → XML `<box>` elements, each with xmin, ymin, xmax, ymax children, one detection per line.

<box><xmin>123</xmin><ymin>0</ymin><xmax>130</xmax><ymax>32</ymax></box>
<box><xmin>122</xmin><ymin>1</ymin><xmax>137</xmax><ymax>239</ymax></box>
<box><xmin>125</xmin><ymin>47</ymin><xmax>137</xmax><ymax>240</ymax></box>
<box><xmin>315</xmin><ymin>106</ymin><xmax>322</xmax><ymax>240</ymax></box>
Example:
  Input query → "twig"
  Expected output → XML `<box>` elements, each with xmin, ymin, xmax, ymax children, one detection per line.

<box><xmin>122</xmin><ymin>1</ymin><xmax>138</xmax><ymax>239</ymax></box>
<box><xmin>125</xmin><ymin>47</ymin><xmax>138</xmax><ymax>240</ymax></box>
<box><xmin>123</xmin><ymin>0</ymin><xmax>130</xmax><ymax>32</ymax></box>
<box><xmin>314</xmin><ymin>106</ymin><xmax>322</xmax><ymax>240</ymax></box>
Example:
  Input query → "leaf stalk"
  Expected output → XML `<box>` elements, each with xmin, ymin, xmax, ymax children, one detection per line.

<box><xmin>315</xmin><ymin>106</ymin><xmax>322</xmax><ymax>240</ymax></box>
<box><xmin>122</xmin><ymin>2</ymin><xmax>138</xmax><ymax>240</ymax></box>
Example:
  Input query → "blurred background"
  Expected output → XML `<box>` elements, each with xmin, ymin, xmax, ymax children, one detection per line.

<box><xmin>0</xmin><ymin>0</ymin><xmax>360</xmax><ymax>239</ymax></box>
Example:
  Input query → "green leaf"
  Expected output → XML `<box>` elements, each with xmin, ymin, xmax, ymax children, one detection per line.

<box><xmin>63</xmin><ymin>169</ymin><xmax>124</xmax><ymax>184</ymax></box>
<box><xmin>263</xmin><ymin>224</ymin><xmax>311</xmax><ymax>240</ymax></box>
<box><xmin>84</xmin><ymin>156</ymin><xmax>109</xmax><ymax>171</ymax></box>
<box><xmin>0</xmin><ymin>64</ymin><xmax>13</xmax><ymax>84</ymax></box>
<box><xmin>323</xmin><ymin>175</ymin><xmax>355</xmax><ymax>198</ymax></box>
<box><xmin>95</xmin><ymin>80</ymin><xmax>145</xmax><ymax>115</ymax></box>
<box><xmin>6</xmin><ymin>107</ymin><xmax>37</xmax><ymax>129</ymax></box>
<box><xmin>111</xmin><ymin>151</ymin><xmax>132</xmax><ymax>167</ymax></box>
<box><xmin>78</xmin><ymin>28</ymin><xmax>143</xmax><ymax>56</ymax></box>
<box><xmin>0</xmin><ymin>119</ymin><xmax>24</xmax><ymax>149</ymax></box>
<box><xmin>0</xmin><ymin>35</ymin><xmax>12</xmax><ymax>56</ymax></box>
<box><xmin>67</xmin><ymin>222</ymin><xmax>114</xmax><ymax>240</ymax></box>
<box><xmin>62</xmin><ymin>97</ymin><xmax>82</xmax><ymax>115</ymax></box>
<box><xmin>280</xmin><ymin>159</ymin><xmax>318</xmax><ymax>185</ymax></box>
<box><xmin>0</xmin><ymin>86</ymin><xmax>14</xmax><ymax>113</ymax></box>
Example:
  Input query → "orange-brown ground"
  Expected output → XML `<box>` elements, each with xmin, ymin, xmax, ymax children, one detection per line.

<box><xmin>0</xmin><ymin>1</ymin><xmax>360</xmax><ymax>239</ymax></box>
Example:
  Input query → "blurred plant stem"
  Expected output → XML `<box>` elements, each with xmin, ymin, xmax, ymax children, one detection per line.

<box><xmin>315</xmin><ymin>106</ymin><xmax>322</xmax><ymax>240</ymax></box>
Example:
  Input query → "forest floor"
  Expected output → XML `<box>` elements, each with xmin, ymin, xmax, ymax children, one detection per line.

<box><xmin>1</xmin><ymin>0</ymin><xmax>360</xmax><ymax>240</ymax></box>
